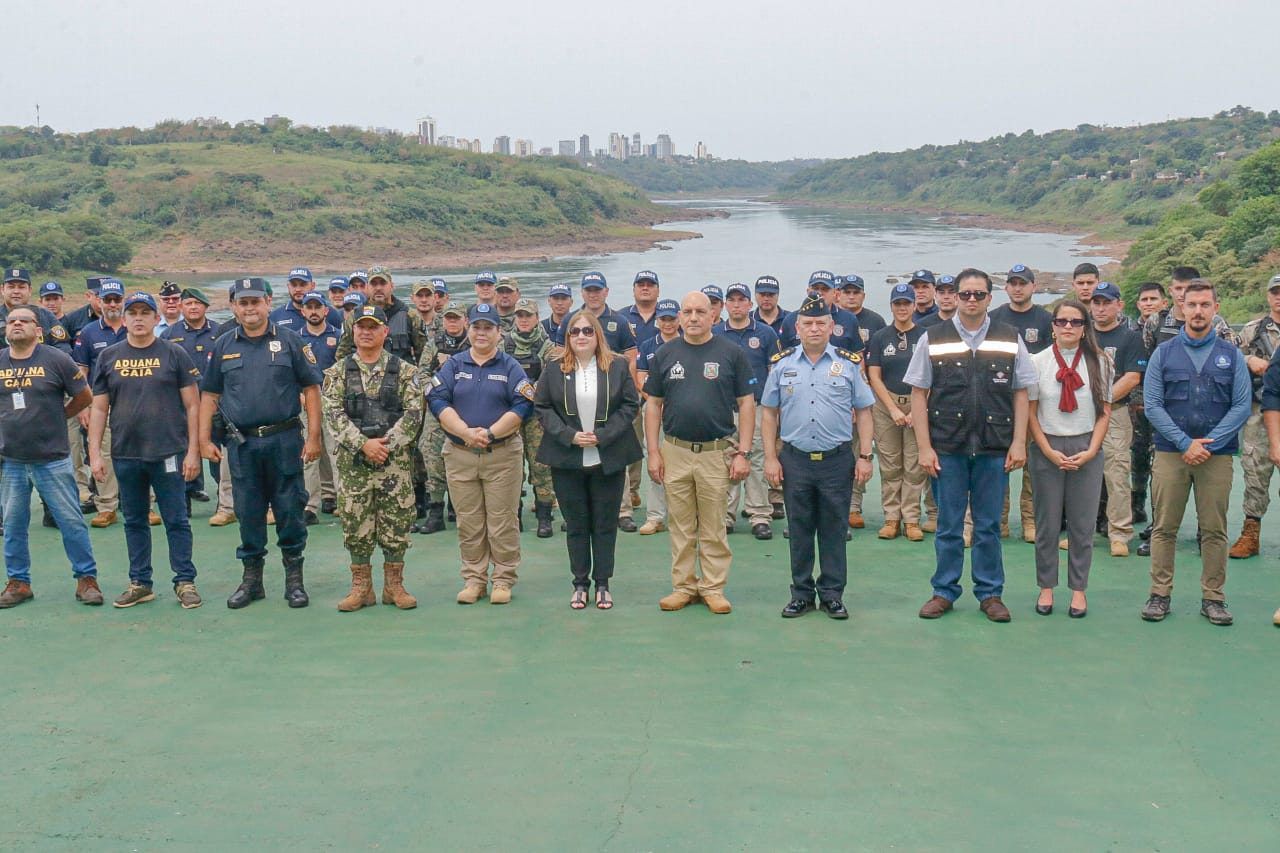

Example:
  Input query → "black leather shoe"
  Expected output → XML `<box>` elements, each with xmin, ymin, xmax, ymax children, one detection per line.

<box><xmin>1139</xmin><ymin>524</ymin><xmax>1153</xmax><ymax>541</ymax></box>
<box><xmin>820</xmin><ymin>599</ymin><xmax>849</xmax><ymax>620</ymax></box>
<box><xmin>1069</xmin><ymin>607</ymin><xmax>1087</xmax><ymax>619</ymax></box>
<box><xmin>321</xmin><ymin>498</ymin><xmax>337</xmax><ymax>514</ymax></box>
<box><xmin>1132</xmin><ymin>504</ymin><xmax>1147</xmax><ymax>525</ymax></box>
<box><xmin>781</xmin><ymin>598</ymin><xmax>814</xmax><ymax>618</ymax></box>
<box><xmin>752</xmin><ymin>523</ymin><xmax>772</xmax><ymax>540</ymax></box>
<box><xmin>80</xmin><ymin>499</ymin><xmax>96</xmax><ymax>514</ymax></box>
<box><xmin>618</xmin><ymin>517</ymin><xmax>637</xmax><ymax>533</ymax></box>
<box><xmin>1035</xmin><ymin>603</ymin><xmax>1053</xmax><ymax>616</ymax></box>
<box><xmin>1137</xmin><ymin>540</ymin><xmax>1151</xmax><ymax>557</ymax></box>
<box><xmin>190</xmin><ymin>490</ymin><xmax>211</xmax><ymax>503</ymax></box>
<box><xmin>304</xmin><ymin>510</ymin><xmax>319</xmax><ymax>526</ymax></box>
<box><xmin>725</xmin><ymin>523</ymin><xmax>734</xmax><ymax>535</ymax></box>
<box><xmin>771</xmin><ymin>502</ymin><xmax>785</xmax><ymax>520</ymax></box>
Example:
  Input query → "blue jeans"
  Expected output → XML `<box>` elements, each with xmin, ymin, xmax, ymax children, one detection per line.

<box><xmin>115</xmin><ymin>457</ymin><xmax>196</xmax><ymax>587</ymax></box>
<box><xmin>932</xmin><ymin>453</ymin><xmax>1007</xmax><ymax>602</ymax></box>
<box><xmin>1</xmin><ymin>456</ymin><xmax>97</xmax><ymax>584</ymax></box>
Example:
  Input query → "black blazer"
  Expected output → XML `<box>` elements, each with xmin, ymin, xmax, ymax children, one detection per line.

<box><xmin>534</xmin><ymin>357</ymin><xmax>643</xmax><ymax>474</ymax></box>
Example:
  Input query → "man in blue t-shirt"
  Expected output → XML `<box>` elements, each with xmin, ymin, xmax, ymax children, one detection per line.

<box><xmin>298</xmin><ymin>291</ymin><xmax>342</xmax><ymax>521</ymax></box>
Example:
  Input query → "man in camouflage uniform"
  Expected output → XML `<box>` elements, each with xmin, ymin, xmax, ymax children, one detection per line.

<box><xmin>415</xmin><ymin>302</ymin><xmax>471</xmax><ymax>534</ymax></box>
<box><xmin>495</xmin><ymin>277</ymin><xmax>521</xmax><ymax>333</ymax></box>
<box><xmin>1229</xmin><ymin>273</ymin><xmax>1280</xmax><ymax>559</ymax></box>
<box><xmin>322</xmin><ymin>305</ymin><xmax>425</xmax><ymax>611</ymax></box>
<box><xmin>334</xmin><ymin>266</ymin><xmax>428</xmax><ymax>364</ymax></box>
<box><xmin>504</xmin><ymin>299</ymin><xmax>556</xmax><ymax>537</ymax></box>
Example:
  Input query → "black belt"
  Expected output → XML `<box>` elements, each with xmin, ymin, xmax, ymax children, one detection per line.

<box><xmin>243</xmin><ymin>417</ymin><xmax>301</xmax><ymax>438</ymax></box>
<box><xmin>448</xmin><ymin>435</ymin><xmax>510</xmax><ymax>452</ymax></box>
<box><xmin>664</xmin><ymin>435</ymin><xmax>734</xmax><ymax>453</ymax></box>
<box><xmin>783</xmin><ymin>441</ymin><xmax>850</xmax><ymax>461</ymax></box>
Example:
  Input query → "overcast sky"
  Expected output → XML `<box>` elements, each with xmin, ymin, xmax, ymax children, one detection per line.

<box><xmin>5</xmin><ymin>0</ymin><xmax>1279</xmax><ymax>161</ymax></box>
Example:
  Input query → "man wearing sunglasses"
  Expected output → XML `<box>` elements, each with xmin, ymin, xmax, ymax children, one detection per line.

<box><xmin>907</xmin><ymin>269</ymin><xmax>1036</xmax><ymax>623</ymax></box>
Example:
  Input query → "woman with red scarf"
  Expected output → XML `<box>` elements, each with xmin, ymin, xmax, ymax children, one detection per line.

<box><xmin>1026</xmin><ymin>300</ymin><xmax>1112</xmax><ymax>617</ymax></box>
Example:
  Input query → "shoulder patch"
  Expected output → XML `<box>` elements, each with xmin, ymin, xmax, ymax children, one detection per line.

<box><xmin>517</xmin><ymin>379</ymin><xmax>535</xmax><ymax>401</ymax></box>
<box><xmin>51</xmin><ymin>326</ymin><xmax>68</xmax><ymax>341</ymax></box>
<box><xmin>770</xmin><ymin>347</ymin><xmax>795</xmax><ymax>363</ymax></box>
<box><xmin>302</xmin><ymin>343</ymin><xmax>317</xmax><ymax>365</ymax></box>
<box><xmin>837</xmin><ymin>348</ymin><xmax>863</xmax><ymax>364</ymax></box>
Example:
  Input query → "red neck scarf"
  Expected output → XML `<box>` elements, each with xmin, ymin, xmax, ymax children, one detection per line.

<box><xmin>1053</xmin><ymin>344</ymin><xmax>1085</xmax><ymax>413</ymax></box>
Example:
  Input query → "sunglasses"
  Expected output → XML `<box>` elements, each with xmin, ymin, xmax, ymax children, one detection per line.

<box><xmin>956</xmin><ymin>290</ymin><xmax>988</xmax><ymax>301</ymax></box>
<box><xmin>1052</xmin><ymin>317</ymin><xmax>1087</xmax><ymax>328</ymax></box>
<box><xmin>568</xmin><ymin>327</ymin><xmax>595</xmax><ymax>337</ymax></box>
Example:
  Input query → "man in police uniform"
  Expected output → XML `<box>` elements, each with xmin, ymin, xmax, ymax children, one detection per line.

<box><xmin>38</xmin><ymin>281</ymin><xmax>74</xmax><ymax>353</ymax></box>
<box><xmin>909</xmin><ymin>270</ymin><xmax>939</xmax><ymax>323</ymax></box>
<box><xmin>162</xmin><ymin>287</ymin><xmax>221</xmax><ymax>507</ymax></box>
<box><xmin>298</xmin><ymin>291</ymin><xmax>342</xmax><ymax>522</ymax></box>
<box><xmin>427</xmin><ymin>302</ymin><xmax>534</xmax><ymax>605</ymax></box>
<box><xmin>415</xmin><ymin>301</ymin><xmax>472</xmax><ymax>534</ymax></box>
<box><xmin>542</xmin><ymin>283</ymin><xmax>574</xmax><ymax>340</ymax></box>
<box><xmin>908</xmin><ymin>269</ymin><xmax>1037</xmax><ymax>623</ymax></box>
<box><xmin>271</xmin><ymin>267</ymin><xmax>342</xmax><ymax>332</ymax></box>
<box><xmin>323</xmin><ymin>304</ymin><xmax>425</xmax><ymax>612</ymax></box>
<box><xmin>763</xmin><ymin>295</ymin><xmax>875</xmax><ymax>619</ymax></box>
<box><xmin>839</xmin><ymin>275</ymin><xmax>886</xmax><ymax>340</ymax></box>
<box><xmin>63</xmin><ymin>276</ymin><xmax>103</xmax><ymax>343</ymax></box>
<box><xmin>328</xmin><ymin>276</ymin><xmax>349</xmax><ymax>306</ymax></box>
<box><xmin>714</xmin><ymin>282</ymin><xmax>781</xmax><ymax>539</ymax></box>
<box><xmin>701</xmin><ymin>285</ymin><xmax>725</xmax><ymax>323</ymax></box>
<box><xmin>0</xmin><ymin>269</ymin><xmax>62</xmax><ymax>347</ymax></box>
<box><xmin>1227</xmin><ymin>273</ymin><xmax>1280</xmax><ymax>559</ymax></box>
<box><xmin>751</xmin><ymin>274</ymin><xmax>789</xmax><ymax>517</ymax></box>
<box><xmin>199</xmin><ymin>277</ymin><xmax>323</xmax><ymax>609</ymax></box>
<box><xmin>472</xmin><ymin>271</ymin><xmax>499</xmax><ymax>308</ymax></box>
<box><xmin>621</xmin><ymin>271</ymin><xmax>662</xmax><ymax>511</ymax></box>
<box><xmin>432</xmin><ymin>278</ymin><xmax>449</xmax><ymax>314</ymax></box>
<box><xmin>72</xmin><ymin>277</ymin><xmax>128</xmax><ymax>527</ymax></box>
<box><xmin>335</xmin><ymin>266</ymin><xmax>426</xmax><ymax>365</ymax></box>
<box><xmin>506</xmin><ymin>298</ymin><xmax>556</xmax><ymax>537</ymax></box>
<box><xmin>36</xmin><ymin>280</ymin><xmax>86</xmax><ymax>519</ymax></box>
<box><xmin>154</xmin><ymin>281</ymin><xmax>184</xmax><ymax>336</ymax></box>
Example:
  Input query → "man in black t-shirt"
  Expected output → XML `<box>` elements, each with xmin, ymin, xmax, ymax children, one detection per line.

<box><xmin>0</xmin><ymin>306</ymin><xmax>100</xmax><ymax>609</ymax></box>
<box><xmin>89</xmin><ymin>292</ymin><xmax>203</xmax><ymax>609</ymax></box>
<box><xmin>645</xmin><ymin>292</ymin><xmax>755</xmax><ymax>615</ymax></box>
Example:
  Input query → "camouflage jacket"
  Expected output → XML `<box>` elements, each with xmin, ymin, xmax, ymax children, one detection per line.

<box><xmin>321</xmin><ymin>351</ymin><xmax>425</xmax><ymax>457</ymax></box>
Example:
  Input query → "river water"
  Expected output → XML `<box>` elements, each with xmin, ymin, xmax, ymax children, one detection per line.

<box><xmin>201</xmin><ymin>199</ymin><xmax>1114</xmax><ymax>318</ymax></box>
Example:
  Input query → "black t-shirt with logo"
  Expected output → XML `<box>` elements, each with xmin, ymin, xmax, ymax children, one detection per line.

<box><xmin>643</xmin><ymin>336</ymin><xmax>754</xmax><ymax>442</ymax></box>
<box><xmin>866</xmin><ymin>324</ymin><xmax>928</xmax><ymax>396</ymax></box>
<box><xmin>853</xmin><ymin>308</ymin><xmax>887</xmax><ymax>344</ymax></box>
<box><xmin>0</xmin><ymin>344</ymin><xmax>89</xmax><ymax>462</ymax></box>
<box><xmin>989</xmin><ymin>304</ymin><xmax>1054</xmax><ymax>354</ymax></box>
<box><xmin>92</xmin><ymin>339</ymin><xmax>199</xmax><ymax>461</ymax></box>
<box><xmin>1093</xmin><ymin>323</ymin><xmax>1146</xmax><ymax>405</ymax></box>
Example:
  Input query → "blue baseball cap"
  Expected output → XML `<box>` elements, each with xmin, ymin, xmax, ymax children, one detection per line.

<box><xmin>840</xmin><ymin>274</ymin><xmax>865</xmax><ymax>290</ymax></box>
<box><xmin>634</xmin><ymin>270</ymin><xmax>659</xmax><ymax>285</ymax></box>
<box><xmin>431</xmin><ymin>278</ymin><xmax>448</xmax><ymax>294</ymax></box>
<box><xmin>123</xmin><ymin>291</ymin><xmax>157</xmax><ymax>312</ymax></box>
<box><xmin>725</xmin><ymin>283</ymin><xmax>751</xmax><ymax>300</ymax></box>
<box><xmin>468</xmin><ymin>302</ymin><xmax>500</xmax><ymax>325</ymax></box>
<box><xmin>700</xmin><ymin>284</ymin><xmax>724</xmax><ymax>303</ymax></box>
<box><xmin>328</xmin><ymin>276</ymin><xmax>349</xmax><ymax>291</ymax></box>
<box><xmin>581</xmin><ymin>271</ymin><xmax>607</xmax><ymax>290</ymax></box>
<box><xmin>655</xmin><ymin>298</ymin><xmax>680</xmax><ymax>319</ymax></box>
<box><xmin>890</xmin><ymin>283</ymin><xmax>917</xmax><ymax>303</ymax></box>
<box><xmin>909</xmin><ymin>269</ymin><xmax>936</xmax><ymax>286</ymax></box>
<box><xmin>85</xmin><ymin>276</ymin><xmax>106</xmax><ymax>292</ymax></box>
<box><xmin>287</xmin><ymin>267</ymin><xmax>313</xmax><ymax>283</ymax></box>
<box><xmin>342</xmin><ymin>291</ymin><xmax>367</xmax><ymax>308</ymax></box>
<box><xmin>1091</xmin><ymin>282</ymin><xmax>1122</xmax><ymax>301</ymax></box>
<box><xmin>475</xmin><ymin>271</ymin><xmax>497</xmax><ymax>286</ymax></box>
<box><xmin>301</xmin><ymin>291</ymin><xmax>329</xmax><ymax>306</ymax></box>
<box><xmin>99</xmin><ymin>278</ymin><xmax>126</xmax><ymax>298</ymax></box>
<box><xmin>808</xmin><ymin>270</ymin><xmax>836</xmax><ymax>288</ymax></box>
<box><xmin>548</xmin><ymin>283</ymin><xmax>573</xmax><ymax>298</ymax></box>
<box><xmin>229</xmin><ymin>277</ymin><xmax>269</xmax><ymax>300</ymax></box>
<box><xmin>936</xmin><ymin>275</ymin><xmax>957</xmax><ymax>289</ymax></box>
<box><xmin>754</xmin><ymin>275</ymin><xmax>780</xmax><ymax>294</ymax></box>
<box><xmin>39</xmin><ymin>281</ymin><xmax>64</xmax><ymax>297</ymax></box>
<box><xmin>1006</xmin><ymin>264</ymin><xmax>1035</xmax><ymax>283</ymax></box>
<box><xmin>349</xmin><ymin>270</ymin><xmax>369</xmax><ymax>284</ymax></box>
<box><xmin>4</xmin><ymin>268</ymin><xmax>31</xmax><ymax>284</ymax></box>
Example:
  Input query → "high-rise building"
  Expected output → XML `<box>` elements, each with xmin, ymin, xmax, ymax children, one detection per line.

<box><xmin>656</xmin><ymin>134</ymin><xmax>674</xmax><ymax>160</ymax></box>
<box><xmin>695</xmin><ymin>141</ymin><xmax>709</xmax><ymax>160</ymax></box>
<box><xmin>416</xmin><ymin>116</ymin><xmax>437</xmax><ymax>146</ymax></box>
<box><xmin>493</xmin><ymin>135</ymin><xmax>512</xmax><ymax>156</ymax></box>
<box><xmin>631</xmin><ymin>132</ymin><xmax>642</xmax><ymax>157</ymax></box>
<box><xmin>538</xmin><ymin>147</ymin><xmax>553</xmax><ymax>156</ymax></box>
<box><xmin>558</xmin><ymin>139</ymin><xmax>577</xmax><ymax>157</ymax></box>
<box><xmin>608</xmin><ymin>132</ymin><xmax>629</xmax><ymax>160</ymax></box>
<box><xmin>439</xmin><ymin>134</ymin><xmax>456</xmax><ymax>149</ymax></box>
<box><xmin>644</xmin><ymin>143</ymin><xmax>657</xmax><ymax>158</ymax></box>
<box><xmin>578</xmin><ymin>134</ymin><xmax>590</xmax><ymax>159</ymax></box>
<box><xmin>514</xmin><ymin>138</ymin><xmax>534</xmax><ymax>157</ymax></box>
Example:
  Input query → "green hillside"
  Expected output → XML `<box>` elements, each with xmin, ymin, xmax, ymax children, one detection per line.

<box><xmin>0</xmin><ymin>121</ymin><xmax>672</xmax><ymax>274</ymax></box>
<box><xmin>592</xmin><ymin>156</ymin><xmax>822</xmax><ymax>194</ymax></box>
<box><xmin>776</xmin><ymin>107</ymin><xmax>1280</xmax><ymax>239</ymax></box>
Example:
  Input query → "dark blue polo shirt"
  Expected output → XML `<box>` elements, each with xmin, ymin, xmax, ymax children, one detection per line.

<box><xmin>73</xmin><ymin>318</ymin><xmax>128</xmax><ymax>377</ymax></box>
<box><xmin>637</xmin><ymin>331</ymin><xmax>682</xmax><ymax>374</ymax></box>
<box><xmin>427</xmin><ymin>350</ymin><xmax>534</xmax><ymax>442</ymax></box>
<box><xmin>621</xmin><ymin>304</ymin><xmax>660</xmax><ymax>348</ymax></box>
<box><xmin>270</xmin><ymin>300</ymin><xmax>344</xmax><ymax>333</ymax></box>
<box><xmin>553</xmin><ymin>304</ymin><xmax>638</xmax><ymax>353</ymax></box>
<box><xmin>201</xmin><ymin>323</ymin><xmax>323</xmax><ymax>429</ymax></box>
<box><xmin>712</xmin><ymin>318</ymin><xmax>781</xmax><ymax>401</ymax></box>
<box><xmin>162</xmin><ymin>318</ymin><xmax>221</xmax><ymax>375</ymax></box>
<box><xmin>751</xmin><ymin>307</ymin><xmax>790</xmax><ymax>337</ymax></box>
<box><xmin>299</xmin><ymin>322</ymin><xmax>342</xmax><ymax>372</ymax></box>
<box><xmin>63</xmin><ymin>304</ymin><xmax>98</xmax><ymax>339</ymax></box>
<box><xmin>778</xmin><ymin>306</ymin><xmax>862</xmax><ymax>352</ymax></box>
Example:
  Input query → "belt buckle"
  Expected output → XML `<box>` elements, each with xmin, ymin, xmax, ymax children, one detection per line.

<box><xmin>809</xmin><ymin>451</ymin><xmax>823</xmax><ymax>461</ymax></box>
<box><xmin>690</xmin><ymin>442</ymin><xmax>702</xmax><ymax>453</ymax></box>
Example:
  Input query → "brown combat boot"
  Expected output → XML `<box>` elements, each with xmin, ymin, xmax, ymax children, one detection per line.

<box><xmin>337</xmin><ymin>564</ymin><xmax>375</xmax><ymax>612</ymax></box>
<box><xmin>847</xmin><ymin>511</ymin><xmax>865</xmax><ymax>529</ymax></box>
<box><xmin>1229</xmin><ymin>518</ymin><xmax>1260</xmax><ymax>559</ymax></box>
<box><xmin>381</xmin><ymin>561</ymin><xmax>417</xmax><ymax>609</ymax></box>
<box><xmin>76</xmin><ymin>576</ymin><xmax>104</xmax><ymax>606</ymax></box>
<box><xmin>878</xmin><ymin>520</ymin><xmax>901</xmax><ymax>540</ymax></box>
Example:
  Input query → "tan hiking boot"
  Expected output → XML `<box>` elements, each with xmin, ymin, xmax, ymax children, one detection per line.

<box><xmin>148</xmin><ymin>510</ymin><xmax>162</xmax><ymax>526</ymax></box>
<box><xmin>76</xmin><ymin>576</ymin><xmax>104</xmax><ymax>605</ymax></box>
<box><xmin>659</xmin><ymin>590</ymin><xmax>697</xmax><ymax>611</ymax></box>
<box><xmin>381</xmin><ymin>562</ymin><xmax>417</xmax><ymax>609</ymax></box>
<box><xmin>90</xmin><ymin>511</ymin><xmax>118</xmax><ymax>528</ymax></box>
<box><xmin>702</xmin><ymin>593</ymin><xmax>732</xmax><ymax>614</ymax></box>
<box><xmin>921</xmin><ymin>516</ymin><xmax>937</xmax><ymax>534</ymax></box>
<box><xmin>456</xmin><ymin>583</ymin><xmax>487</xmax><ymax>604</ymax></box>
<box><xmin>209</xmin><ymin>511</ymin><xmax>237</xmax><ymax>527</ymax></box>
<box><xmin>637</xmin><ymin>519</ymin><xmax>666</xmax><ymax>535</ymax></box>
<box><xmin>338</xmin><ymin>564</ymin><xmax>375</xmax><ymax>612</ymax></box>
<box><xmin>847</xmin><ymin>512</ymin><xmax>865</xmax><ymax>529</ymax></box>
<box><xmin>1022</xmin><ymin>522</ymin><xmax>1037</xmax><ymax>543</ymax></box>
<box><xmin>0</xmin><ymin>579</ymin><xmax>33</xmax><ymax>608</ymax></box>
<box><xmin>1110</xmin><ymin>540</ymin><xmax>1130</xmax><ymax>558</ymax></box>
<box><xmin>904</xmin><ymin>523</ymin><xmax>924</xmax><ymax>541</ymax></box>
<box><xmin>1229</xmin><ymin>518</ymin><xmax>1260</xmax><ymax>559</ymax></box>
<box><xmin>490</xmin><ymin>585</ymin><xmax>512</xmax><ymax>605</ymax></box>
<box><xmin>878</xmin><ymin>520</ymin><xmax>901</xmax><ymax>540</ymax></box>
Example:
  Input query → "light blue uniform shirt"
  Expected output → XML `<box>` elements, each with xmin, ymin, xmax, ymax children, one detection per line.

<box><xmin>903</xmin><ymin>315</ymin><xmax>1038</xmax><ymax>390</ymax></box>
<box><xmin>761</xmin><ymin>345</ymin><xmax>875</xmax><ymax>452</ymax></box>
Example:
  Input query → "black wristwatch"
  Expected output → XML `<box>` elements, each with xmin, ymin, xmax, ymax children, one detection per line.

<box><xmin>858</xmin><ymin>452</ymin><xmax>874</xmax><ymax>461</ymax></box>
<box><xmin>486</xmin><ymin>428</ymin><xmax>496</xmax><ymax>443</ymax></box>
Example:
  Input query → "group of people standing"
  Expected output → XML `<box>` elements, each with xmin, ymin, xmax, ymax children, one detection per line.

<box><xmin>1</xmin><ymin>258</ymin><xmax>1278</xmax><ymax>627</ymax></box>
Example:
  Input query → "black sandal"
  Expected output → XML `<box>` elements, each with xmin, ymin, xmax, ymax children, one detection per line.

<box><xmin>596</xmin><ymin>588</ymin><xmax>613</xmax><ymax>610</ymax></box>
<box><xmin>570</xmin><ymin>589</ymin><xmax>588</xmax><ymax>610</ymax></box>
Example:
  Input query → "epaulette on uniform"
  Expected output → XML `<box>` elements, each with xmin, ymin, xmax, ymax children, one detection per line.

<box><xmin>770</xmin><ymin>347</ymin><xmax>795</xmax><ymax>363</ymax></box>
<box><xmin>836</xmin><ymin>347</ymin><xmax>862</xmax><ymax>364</ymax></box>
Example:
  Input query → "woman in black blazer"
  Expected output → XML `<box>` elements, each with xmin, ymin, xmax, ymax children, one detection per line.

<box><xmin>535</xmin><ymin>310</ymin><xmax>643</xmax><ymax>610</ymax></box>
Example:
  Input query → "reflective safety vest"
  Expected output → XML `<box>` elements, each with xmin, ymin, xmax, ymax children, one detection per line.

<box><xmin>926</xmin><ymin>319</ymin><xmax>1019</xmax><ymax>455</ymax></box>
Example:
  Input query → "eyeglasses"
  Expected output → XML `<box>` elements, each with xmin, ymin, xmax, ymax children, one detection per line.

<box><xmin>956</xmin><ymin>290</ymin><xmax>988</xmax><ymax>301</ymax></box>
<box><xmin>1052</xmin><ymin>317</ymin><xmax>1087</xmax><ymax>328</ymax></box>
<box><xmin>568</xmin><ymin>327</ymin><xmax>595</xmax><ymax>338</ymax></box>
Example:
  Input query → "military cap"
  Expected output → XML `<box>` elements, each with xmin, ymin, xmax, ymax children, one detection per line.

<box><xmin>180</xmin><ymin>287</ymin><xmax>210</xmax><ymax>306</ymax></box>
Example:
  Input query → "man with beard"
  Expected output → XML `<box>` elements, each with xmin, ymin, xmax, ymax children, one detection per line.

<box><xmin>335</xmin><ymin>266</ymin><xmax>426</xmax><ymax>365</ymax></box>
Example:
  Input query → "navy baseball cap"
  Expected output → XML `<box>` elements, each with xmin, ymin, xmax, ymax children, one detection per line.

<box><xmin>123</xmin><ymin>291</ymin><xmax>157</xmax><ymax>312</ymax></box>
<box><xmin>808</xmin><ymin>270</ymin><xmax>836</xmax><ymax>288</ymax></box>
<box><xmin>909</xmin><ymin>269</ymin><xmax>936</xmax><ymax>286</ymax></box>
<box><xmin>230</xmin><ymin>277</ymin><xmax>269</xmax><ymax>300</ymax></box>
<box><xmin>1269</xmin><ymin>274</ymin><xmax>1280</xmax><ymax>291</ymax></box>
<box><xmin>754</xmin><ymin>275</ymin><xmax>780</xmax><ymax>294</ymax></box>
<box><xmin>655</xmin><ymin>298</ymin><xmax>680</xmax><ymax>319</ymax></box>
<box><xmin>468</xmin><ymin>302</ymin><xmax>500</xmax><ymax>324</ymax></box>
<box><xmin>85</xmin><ymin>276</ymin><xmax>106</xmax><ymax>292</ymax></box>
<box><xmin>288</xmin><ymin>267</ymin><xmax>313</xmax><ymax>283</ymax></box>
<box><xmin>936</xmin><ymin>275</ymin><xmax>957</xmax><ymax>290</ymax></box>
<box><xmin>39</xmin><ymin>281</ymin><xmax>64</xmax><ymax>297</ymax></box>
<box><xmin>725</xmin><ymin>283</ymin><xmax>751</xmax><ymax>300</ymax></box>
<box><xmin>581</xmin><ymin>271</ymin><xmax>607</xmax><ymax>290</ymax></box>
<box><xmin>349</xmin><ymin>270</ymin><xmax>369</xmax><ymax>284</ymax></box>
<box><xmin>301</xmin><ymin>291</ymin><xmax>329</xmax><ymax>306</ymax></box>
<box><xmin>701</xmin><ymin>284</ymin><xmax>724</xmax><ymax>302</ymax></box>
<box><xmin>1091</xmin><ymin>282</ymin><xmax>1122</xmax><ymax>301</ymax></box>
<box><xmin>634</xmin><ymin>270</ymin><xmax>659</xmax><ymax>285</ymax></box>
<box><xmin>475</xmin><ymin>271</ymin><xmax>497</xmax><ymax>286</ymax></box>
<box><xmin>328</xmin><ymin>276</ymin><xmax>349</xmax><ymax>291</ymax></box>
<box><xmin>1006</xmin><ymin>264</ymin><xmax>1035</xmax><ymax>283</ymax></box>
<box><xmin>890</xmin><ymin>283</ymin><xmax>916</xmax><ymax>303</ymax></box>
<box><xmin>840</xmin><ymin>274</ymin><xmax>865</xmax><ymax>290</ymax></box>
<box><xmin>343</xmin><ymin>291</ymin><xmax>368</xmax><ymax>309</ymax></box>
<box><xmin>4</xmin><ymin>268</ymin><xmax>31</xmax><ymax>284</ymax></box>
<box><xmin>548</xmin><ymin>283</ymin><xmax>573</xmax><ymax>298</ymax></box>
<box><xmin>431</xmin><ymin>278</ymin><xmax>448</xmax><ymax>294</ymax></box>
<box><xmin>99</xmin><ymin>278</ymin><xmax>126</xmax><ymax>298</ymax></box>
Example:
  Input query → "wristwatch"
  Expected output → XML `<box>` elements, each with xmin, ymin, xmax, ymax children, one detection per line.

<box><xmin>858</xmin><ymin>452</ymin><xmax>874</xmax><ymax>461</ymax></box>
<box><xmin>486</xmin><ymin>428</ymin><xmax>497</xmax><ymax>443</ymax></box>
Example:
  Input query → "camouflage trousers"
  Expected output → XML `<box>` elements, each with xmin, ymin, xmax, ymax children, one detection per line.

<box><xmin>521</xmin><ymin>417</ymin><xmax>554</xmax><ymax>503</ymax></box>
<box><xmin>1240</xmin><ymin>404</ymin><xmax>1277</xmax><ymax>518</ymax></box>
<box><xmin>420</xmin><ymin>416</ymin><xmax>448</xmax><ymax>503</ymax></box>
<box><xmin>337</xmin><ymin>447</ymin><xmax>416</xmax><ymax>562</ymax></box>
<box><xmin>1130</xmin><ymin>402</ymin><xmax>1154</xmax><ymax>501</ymax></box>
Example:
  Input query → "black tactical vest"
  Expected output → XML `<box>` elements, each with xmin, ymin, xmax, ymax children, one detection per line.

<box><xmin>925</xmin><ymin>319</ymin><xmax>1019</xmax><ymax>455</ymax></box>
<box><xmin>343</xmin><ymin>355</ymin><xmax>404</xmax><ymax>438</ymax></box>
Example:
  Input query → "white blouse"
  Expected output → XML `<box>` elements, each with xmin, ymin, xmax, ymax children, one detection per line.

<box><xmin>575</xmin><ymin>357</ymin><xmax>601</xmax><ymax>467</ymax></box>
<box><xmin>1027</xmin><ymin>346</ymin><xmax>1113</xmax><ymax>437</ymax></box>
